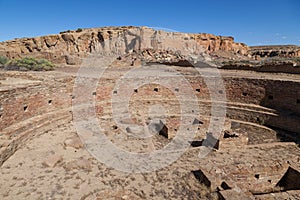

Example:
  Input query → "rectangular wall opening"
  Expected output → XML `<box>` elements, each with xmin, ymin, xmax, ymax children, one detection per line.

<box><xmin>268</xmin><ymin>95</ymin><xmax>274</xmax><ymax>100</ymax></box>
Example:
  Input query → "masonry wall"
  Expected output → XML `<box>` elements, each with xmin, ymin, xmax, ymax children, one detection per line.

<box><xmin>0</xmin><ymin>79</ymin><xmax>72</xmax><ymax>131</ymax></box>
<box><xmin>95</xmin><ymin>76</ymin><xmax>300</xmax><ymax>134</ymax></box>
<box><xmin>1</xmin><ymin>74</ymin><xmax>299</xmax><ymax>135</ymax></box>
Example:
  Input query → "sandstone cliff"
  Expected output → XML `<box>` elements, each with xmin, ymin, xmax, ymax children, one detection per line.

<box><xmin>0</xmin><ymin>26</ymin><xmax>249</xmax><ymax>65</ymax></box>
<box><xmin>194</xmin><ymin>33</ymin><xmax>248</xmax><ymax>54</ymax></box>
<box><xmin>250</xmin><ymin>45</ymin><xmax>300</xmax><ymax>59</ymax></box>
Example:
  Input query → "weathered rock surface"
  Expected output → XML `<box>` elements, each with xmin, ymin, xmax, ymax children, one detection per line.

<box><xmin>64</xmin><ymin>136</ymin><xmax>84</xmax><ymax>149</ymax></box>
<box><xmin>64</xmin><ymin>158</ymin><xmax>92</xmax><ymax>171</ymax></box>
<box><xmin>42</xmin><ymin>154</ymin><xmax>63</xmax><ymax>168</ymax></box>
<box><xmin>94</xmin><ymin>190</ymin><xmax>140</xmax><ymax>200</ymax></box>
<box><xmin>0</xmin><ymin>26</ymin><xmax>249</xmax><ymax>65</ymax></box>
<box><xmin>250</xmin><ymin>45</ymin><xmax>300</xmax><ymax>58</ymax></box>
<box><xmin>194</xmin><ymin>33</ymin><xmax>248</xmax><ymax>54</ymax></box>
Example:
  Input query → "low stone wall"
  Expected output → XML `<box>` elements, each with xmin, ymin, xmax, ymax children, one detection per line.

<box><xmin>0</xmin><ymin>75</ymin><xmax>73</xmax><ymax>131</ymax></box>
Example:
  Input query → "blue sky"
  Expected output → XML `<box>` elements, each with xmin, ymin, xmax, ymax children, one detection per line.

<box><xmin>0</xmin><ymin>0</ymin><xmax>299</xmax><ymax>46</ymax></box>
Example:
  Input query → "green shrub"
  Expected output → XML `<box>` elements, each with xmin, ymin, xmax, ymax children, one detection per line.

<box><xmin>76</xmin><ymin>28</ymin><xmax>83</xmax><ymax>32</ymax></box>
<box><xmin>293</xmin><ymin>57</ymin><xmax>300</xmax><ymax>65</ymax></box>
<box><xmin>59</xmin><ymin>30</ymin><xmax>72</xmax><ymax>34</ymax></box>
<box><xmin>0</xmin><ymin>56</ymin><xmax>9</xmax><ymax>65</ymax></box>
<box><xmin>6</xmin><ymin>57</ymin><xmax>55</xmax><ymax>71</ymax></box>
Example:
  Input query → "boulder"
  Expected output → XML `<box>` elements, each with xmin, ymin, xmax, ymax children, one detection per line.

<box><xmin>65</xmin><ymin>55</ymin><xmax>81</xmax><ymax>65</ymax></box>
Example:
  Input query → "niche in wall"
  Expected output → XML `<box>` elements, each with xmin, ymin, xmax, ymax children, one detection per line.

<box><xmin>242</xmin><ymin>92</ymin><xmax>248</xmax><ymax>96</ymax></box>
<box><xmin>268</xmin><ymin>95</ymin><xmax>274</xmax><ymax>100</ymax></box>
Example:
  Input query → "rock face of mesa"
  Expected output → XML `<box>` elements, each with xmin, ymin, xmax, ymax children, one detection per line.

<box><xmin>0</xmin><ymin>26</ymin><xmax>249</xmax><ymax>65</ymax></box>
<box><xmin>194</xmin><ymin>33</ymin><xmax>248</xmax><ymax>54</ymax></box>
<box><xmin>249</xmin><ymin>45</ymin><xmax>300</xmax><ymax>58</ymax></box>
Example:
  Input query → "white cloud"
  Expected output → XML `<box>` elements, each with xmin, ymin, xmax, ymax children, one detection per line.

<box><xmin>255</xmin><ymin>41</ymin><xmax>272</xmax><ymax>45</ymax></box>
<box><xmin>281</xmin><ymin>36</ymin><xmax>287</xmax><ymax>39</ymax></box>
<box><xmin>275</xmin><ymin>33</ymin><xmax>280</xmax><ymax>36</ymax></box>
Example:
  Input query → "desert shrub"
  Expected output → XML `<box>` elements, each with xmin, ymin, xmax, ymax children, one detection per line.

<box><xmin>293</xmin><ymin>57</ymin><xmax>300</xmax><ymax>65</ymax></box>
<box><xmin>222</xmin><ymin>60</ymin><xmax>235</xmax><ymax>65</ymax></box>
<box><xmin>59</xmin><ymin>30</ymin><xmax>72</xmax><ymax>34</ymax></box>
<box><xmin>6</xmin><ymin>57</ymin><xmax>55</xmax><ymax>71</ymax></box>
<box><xmin>0</xmin><ymin>56</ymin><xmax>9</xmax><ymax>65</ymax></box>
<box><xmin>76</xmin><ymin>28</ymin><xmax>83</xmax><ymax>32</ymax></box>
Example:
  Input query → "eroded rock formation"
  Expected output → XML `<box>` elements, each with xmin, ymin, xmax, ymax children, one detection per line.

<box><xmin>250</xmin><ymin>45</ymin><xmax>300</xmax><ymax>58</ymax></box>
<box><xmin>0</xmin><ymin>26</ymin><xmax>249</xmax><ymax>65</ymax></box>
<box><xmin>194</xmin><ymin>33</ymin><xmax>248</xmax><ymax>54</ymax></box>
